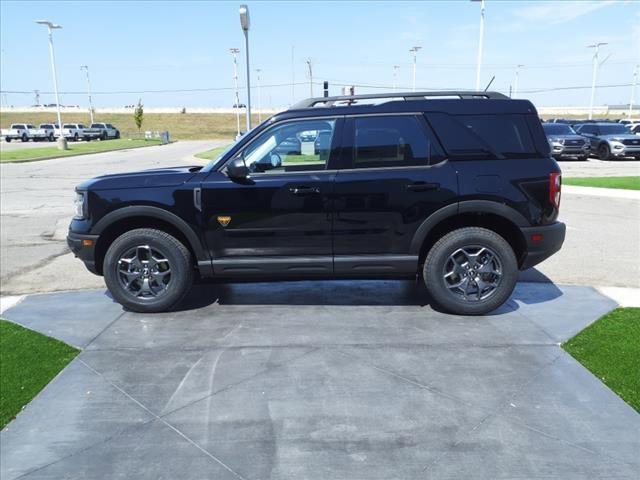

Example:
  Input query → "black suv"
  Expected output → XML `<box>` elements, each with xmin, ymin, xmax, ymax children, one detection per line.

<box><xmin>67</xmin><ymin>91</ymin><xmax>565</xmax><ymax>316</ymax></box>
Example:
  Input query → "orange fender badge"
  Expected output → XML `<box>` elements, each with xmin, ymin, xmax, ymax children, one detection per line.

<box><xmin>217</xmin><ymin>216</ymin><xmax>231</xmax><ymax>227</ymax></box>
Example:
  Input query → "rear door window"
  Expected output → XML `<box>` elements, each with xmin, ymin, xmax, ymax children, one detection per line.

<box><xmin>345</xmin><ymin>115</ymin><xmax>445</xmax><ymax>168</ymax></box>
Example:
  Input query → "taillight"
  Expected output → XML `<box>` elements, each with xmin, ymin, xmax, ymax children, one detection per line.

<box><xmin>549</xmin><ymin>172</ymin><xmax>561</xmax><ymax>209</ymax></box>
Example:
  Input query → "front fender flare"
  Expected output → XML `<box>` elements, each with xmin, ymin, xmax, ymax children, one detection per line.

<box><xmin>91</xmin><ymin>205</ymin><xmax>208</xmax><ymax>262</ymax></box>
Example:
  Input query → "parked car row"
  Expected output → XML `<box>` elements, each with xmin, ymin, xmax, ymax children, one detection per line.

<box><xmin>1</xmin><ymin>122</ymin><xmax>120</xmax><ymax>142</ymax></box>
<box><xmin>542</xmin><ymin>118</ymin><xmax>640</xmax><ymax>161</ymax></box>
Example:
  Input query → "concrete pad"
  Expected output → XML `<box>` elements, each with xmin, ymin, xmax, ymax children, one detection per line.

<box><xmin>163</xmin><ymin>348</ymin><xmax>488</xmax><ymax>480</ymax></box>
<box><xmin>0</xmin><ymin>361</ymin><xmax>153</xmax><ymax>480</ymax></box>
<box><xmin>563</xmin><ymin>184</ymin><xmax>640</xmax><ymax>200</ymax></box>
<box><xmin>503</xmin><ymin>353</ymin><xmax>640</xmax><ymax>468</ymax></box>
<box><xmin>80</xmin><ymin>346</ymin><xmax>314</xmax><ymax>415</ymax></box>
<box><xmin>1</xmin><ymin>281</ymin><xmax>637</xmax><ymax>480</ymax></box>
<box><xmin>425</xmin><ymin>415</ymin><xmax>639</xmax><ymax>479</ymax></box>
<box><xmin>16</xmin><ymin>420</ymin><xmax>239</xmax><ymax>480</ymax></box>
<box><xmin>2</xmin><ymin>289</ymin><xmax>122</xmax><ymax>348</ymax></box>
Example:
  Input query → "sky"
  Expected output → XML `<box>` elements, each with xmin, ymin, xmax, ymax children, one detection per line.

<box><xmin>1</xmin><ymin>0</ymin><xmax>639</xmax><ymax>109</ymax></box>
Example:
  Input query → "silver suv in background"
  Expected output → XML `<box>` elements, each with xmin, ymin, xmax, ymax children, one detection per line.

<box><xmin>575</xmin><ymin>122</ymin><xmax>640</xmax><ymax>160</ymax></box>
<box><xmin>542</xmin><ymin>123</ymin><xmax>590</xmax><ymax>161</ymax></box>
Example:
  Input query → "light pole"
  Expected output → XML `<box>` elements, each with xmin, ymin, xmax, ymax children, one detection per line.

<box><xmin>35</xmin><ymin>20</ymin><xmax>67</xmax><ymax>150</ymax></box>
<box><xmin>410</xmin><ymin>46</ymin><xmax>421</xmax><ymax>92</ymax></box>
<box><xmin>229</xmin><ymin>48</ymin><xmax>241</xmax><ymax>139</ymax></box>
<box><xmin>587</xmin><ymin>42</ymin><xmax>607</xmax><ymax>120</ymax></box>
<box><xmin>472</xmin><ymin>0</ymin><xmax>485</xmax><ymax>90</ymax></box>
<box><xmin>629</xmin><ymin>65</ymin><xmax>638</xmax><ymax>119</ymax></box>
<box><xmin>513</xmin><ymin>64</ymin><xmax>524</xmax><ymax>98</ymax></box>
<box><xmin>239</xmin><ymin>4</ymin><xmax>251</xmax><ymax>131</ymax></box>
<box><xmin>306</xmin><ymin>59</ymin><xmax>313</xmax><ymax>97</ymax></box>
<box><xmin>80</xmin><ymin>65</ymin><xmax>94</xmax><ymax>124</ymax></box>
<box><xmin>255</xmin><ymin>68</ymin><xmax>262</xmax><ymax>123</ymax></box>
<box><xmin>392</xmin><ymin>65</ymin><xmax>400</xmax><ymax>92</ymax></box>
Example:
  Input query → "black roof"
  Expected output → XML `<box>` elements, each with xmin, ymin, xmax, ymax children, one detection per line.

<box><xmin>276</xmin><ymin>91</ymin><xmax>537</xmax><ymax>121</ymax></box>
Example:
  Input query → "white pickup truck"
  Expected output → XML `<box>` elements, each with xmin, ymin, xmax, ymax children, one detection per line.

<box><xmin>34</xmin><ymin>124</ymin><xmax>57</xmax><ymax>142</ymax></box>
<box><xmin>82</xmin><ymin>123</ymin><xmax>120</xmax><ymax>141</ymax></box>
<box><xmin>2</xmin><ymin>124</ymin><xmax>38</xmax><ymax>142</ymax></box>
<box><xmin>61</xmin><ymin>123</ymin><xmax>86</xmax><ymax>141</ymax></box>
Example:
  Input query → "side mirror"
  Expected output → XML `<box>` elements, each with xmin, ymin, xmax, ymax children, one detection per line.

<box><xmin>226</xmin><ymin>157</ymin><xmax>249</xmax><ymax>179</ymax></box>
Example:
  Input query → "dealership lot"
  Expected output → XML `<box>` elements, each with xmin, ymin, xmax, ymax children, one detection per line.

<box><xmin>1</xmin><ymin>282</ymin><xmax>638</xmax><ymax>479</ymax></box>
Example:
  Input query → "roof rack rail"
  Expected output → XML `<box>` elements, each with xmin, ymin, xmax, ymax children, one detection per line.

<box><xmin>290</xmin><ymin>90</ymin><xmax>510</xmax><ymax>109</ymax></box>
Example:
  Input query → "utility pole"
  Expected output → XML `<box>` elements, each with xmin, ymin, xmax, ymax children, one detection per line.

<box><xmin>587</xmin><ymin>42</ymin><xmax>608</xmax><ymax>120</ymax></box>
<box><xmin>473</xmin><ymin>0</ymin><xmax>485</xmax><ymax>90</ymax></box>
<box><xmin>629</xmin><ymin>65</ymin><xmax>638</xmax><ymax>119</ymax></box>
<box><xmin>35</xmin><ymin>20</ymin><xmax>67</xmax><ymax>150</ymax></box>
<box><xmin>392</xmin><ymin>65</ymin><xmax>400</xmax><ymax>92</ymax></box>
<box><xmin>229</xmin><ymin>48</ymin><xmax>241</xmax><ymax>139</ymax></box>
<box><xmin>306</xmin><ymin>59</ymin><xmax>313</xmax><ymax>97</ymax></box>
<box><xmin>239</xmin><ymin>4</ymin><xmax>251</xmax><ymax>131</ymax></box>
<box><xmin>80</xmin><ymin>65</ymin><xmax>94</xmax><ymax>123</ymax></box>
<box><xmin>291</xmin><ymin>45</ymin><xmax>295</xmax><ymax>105</ymax></box>
<box><xmin>410</xmin><ymin>47</ymin><xmax>421</xmax><ymax>92</ymax></box>
<box><xmin>513</xmin><ymin>64</ymin><xmax>524</xmax><ymax>98</ymax></box>
<box><xmin>255</xmin><ymin>68</ymin><xmax>262</xmax><ymax>123</ymax></box>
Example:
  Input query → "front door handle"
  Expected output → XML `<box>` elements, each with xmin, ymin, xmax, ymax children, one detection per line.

<box><xmin>289</xmin><ymin>186</ymin><xmax>320</xmax><ymax>196</ymax></box>
<box><xmin>406</xmin><ymin>182</ymin><xmax>440</xmax><ymax>192</ymax></box>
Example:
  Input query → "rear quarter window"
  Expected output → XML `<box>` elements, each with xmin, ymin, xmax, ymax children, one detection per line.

<box><xmin>427</xmin><ymin>112</ymin><xmax>547</xmax><ymax>160</ymax></box>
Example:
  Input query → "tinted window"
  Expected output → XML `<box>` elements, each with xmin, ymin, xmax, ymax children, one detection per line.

<box><xmin>598</xmin><ymin>124</ymin><xmax>631</xmax><ymax>135</ymax></box>
<box><xmin>63</xmin><ymin>124</ymin><xmax>75</xmax><ymax>128</ymax></box>
<box><xmin>240</xmin><ymin>118</ymin><xmax>336</xmax><ymax>174</ymax></box>
<box><xmin>106</xmin><ymin>124</ymin><xmax>114</xmax><ymax>129</ymax></box>
<box><xmin>577</xmin><ymin>125</ymin><xmax>597</xmax><ymax>135</ymax></box>
<box><xmin>40</xmin><ymin>124</ymin><xmax>53</xmax><ymax>128</ymax></box>
<box><xmin>349</xmin><ymin>115</ymin><xmax>444</xmax><ymax>168</ymax></box>
<box><xmin>91</xmin><ymin>124</ymin><xmax>104</xmax><ymax>128</ymax></box>
<box><xmin>12</xmin><ymin>124</ymin><xmax>25</xmax><ymax>129</ymax></box>
<box><xmin>542</xmin><ymin>124</ymin><xmax>576</xmax><ymax>135</ymax></box>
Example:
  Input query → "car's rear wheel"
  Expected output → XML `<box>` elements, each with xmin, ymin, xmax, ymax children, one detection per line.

<box><xmin>423</xmin><ymin>227</ymin><xmax>518</xmax><ymax>316</ymax></box>
<box><xmin>103</xmin><ymin>228</ymin><xmax>193</xmax><ymax>313</ymax></box>
<box><xmin>597</xmin><ymin>143</ymin><xmax>611</xmax><ymax>160</ymax></box>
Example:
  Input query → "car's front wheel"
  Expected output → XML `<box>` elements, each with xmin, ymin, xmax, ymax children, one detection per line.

<box><xmin>597</xmin><ymin>143</ymin><xmax>611</xmax><ymax>160</ymax></box>
<box><xmin>423</xmin><ymin>227</ymin><xmax>518</xmax><ymax>316</ymax></box>
<box><xmin>103</xmin><ymin>228</ymin><xmax>194</xmax><ymax>313</ymax></box>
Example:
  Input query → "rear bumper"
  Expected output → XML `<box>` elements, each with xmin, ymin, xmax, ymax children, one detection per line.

<box><xmin>67</xmin><ymin>231</ymin><xmax>100</xmax><ymax>275</ymax></box>
<box><xmin>519</xmin><ymin>222</ymin><xmax>566</xmax><ymax>270</ymax></box>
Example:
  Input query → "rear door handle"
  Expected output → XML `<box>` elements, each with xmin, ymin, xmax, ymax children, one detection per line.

<box><xmin>289</xmin><ymin>186</ymin><xmax>320</xmax><ymax>196</ymax></box>
<box><xmin>406</xmin><ymin>182</ymin><xmax>440</xmax><ymax>192</ymax></box>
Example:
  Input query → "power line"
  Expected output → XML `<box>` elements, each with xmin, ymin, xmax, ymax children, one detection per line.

<box><xmin>0</xmin><ymin>82</ymin><xmax>309</xmax><ymax>95</ymax></box>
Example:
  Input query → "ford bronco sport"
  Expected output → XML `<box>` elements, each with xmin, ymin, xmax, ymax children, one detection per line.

<box><xmin>67</xmin><ymin>91</ymin><xmax>566</xmax><ymax>315</ymax></box>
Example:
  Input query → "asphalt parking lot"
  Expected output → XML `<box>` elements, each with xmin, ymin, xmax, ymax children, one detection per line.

<box><xmin>2</xmin><ymin>281</ymin><xmax>639</xmax><ymax>479</ymax></box>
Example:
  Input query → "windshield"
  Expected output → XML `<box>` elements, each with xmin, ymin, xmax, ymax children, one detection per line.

<box><xmin>63</xmin><ymin>124</ymin><xmax>75</xmax><ymax>128</ymax></box>
<box><xmin>598</xmin><ymin>124</ymin><xmax>631</xmax><ymax>135</ymax></box>
<box><xmin>543</xmin><ymin>124</ymin><xmax>575</xmax><ymax>135</ymax></box>
<box><xmin>90</xmin><ymin>123</ymin><xmax>104</xmax><ymax>128</ymax></box>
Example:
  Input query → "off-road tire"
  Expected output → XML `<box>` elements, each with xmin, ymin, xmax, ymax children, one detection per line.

<box><xmin>103</xmin><ymin>228</ymin><xmax>193</xmax><ymax>313</ymax></box>
<box><xmin>423</xmin><ymin>227</ymin><xmax>518</xmax><ymax>316</ymax></box>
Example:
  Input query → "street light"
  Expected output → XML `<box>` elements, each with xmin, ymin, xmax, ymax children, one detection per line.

<box><xmin>629</xmin><ymin>65</ymin><xmax>638</xmax><ymax>119</ymax></box>
<box><xmin>472</xmin><ymin>0</ymin><xmax>485</xmax><ymax>90</ymax></box>
<box><xmin>239</xmin><ymin>4</ymin><xmax>251</xmax><ymax>131</ymax></box>
<box><xmin>513</xmin><ymin>64</ymin><xmax>524</xmax><ymax>98</ymax></box>
<box><xmin>255</xmin><ymin>68</ymin><xmax>262</xmax><ymax>123</ymax></box>
<box><xmin>409</xmin><ymin>46</ymin><xmax>421</xmax><ymax>92</ymax></box>
<box><xmin>35</xmin><ymin>20</ymin><xmax>67</xmax><ymax>150</ymax></box>
<box><xmin>587</xmin><ymin>42</ymin><xmax>608</xmax><ymax>120</ymax></box>
<box><xmin>80</xmin><ymin>65</ymin><xmax>94</xmax><ymax>124</ymax></box>
<box><xmin>392</xmin><ymin>65</ymin><xmax>400</xmax><ymax>92</ymax></box>
<box><xmin>229</xmin><ymin>48</ymin><xmax>241</xmax><ymax>139</ymax></box>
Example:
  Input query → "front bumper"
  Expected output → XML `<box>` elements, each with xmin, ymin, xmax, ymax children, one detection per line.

<box><xmin>519</xmin><ymin>222</ymin><xmax>566</xmax><ymax>270</ymax></box>
<box><xmin>67</xmin><ymin>231</ymin><xmax>100</xmax><ymax>275</ymax></box>
<box><xmin>551</xmin><ymin>144</ymin><xmax>590</xmax><ymax>157</ymax></box>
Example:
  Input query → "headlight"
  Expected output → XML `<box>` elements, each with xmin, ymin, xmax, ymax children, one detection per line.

<box><xmin>74</xmin><ymin>192</ymin><xmax>86</xmax><ymax>219</ymax></box>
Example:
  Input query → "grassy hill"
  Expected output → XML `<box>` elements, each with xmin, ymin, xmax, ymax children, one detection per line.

<box><xmin>1</xmin><ymin>111</ymin><xmax>263</xmax><ymax>140</ymax></box>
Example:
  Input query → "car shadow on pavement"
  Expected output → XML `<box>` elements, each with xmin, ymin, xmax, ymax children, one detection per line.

<box><xmin>168</xmin><ymin>269</ymin><xmax>564</xmax><ymax>314</ymax></box>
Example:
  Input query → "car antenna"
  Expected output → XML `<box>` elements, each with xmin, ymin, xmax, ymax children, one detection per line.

<box><xmin>484</xmin><ymin>75</ymin><xmax>495</xmax><ymax>92</ymax></box>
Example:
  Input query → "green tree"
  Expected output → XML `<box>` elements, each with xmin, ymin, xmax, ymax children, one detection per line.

<box><xmin>133</xmin><ymin>99</ymin><xmax>144</xmax><ymax>133</ymax></box>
